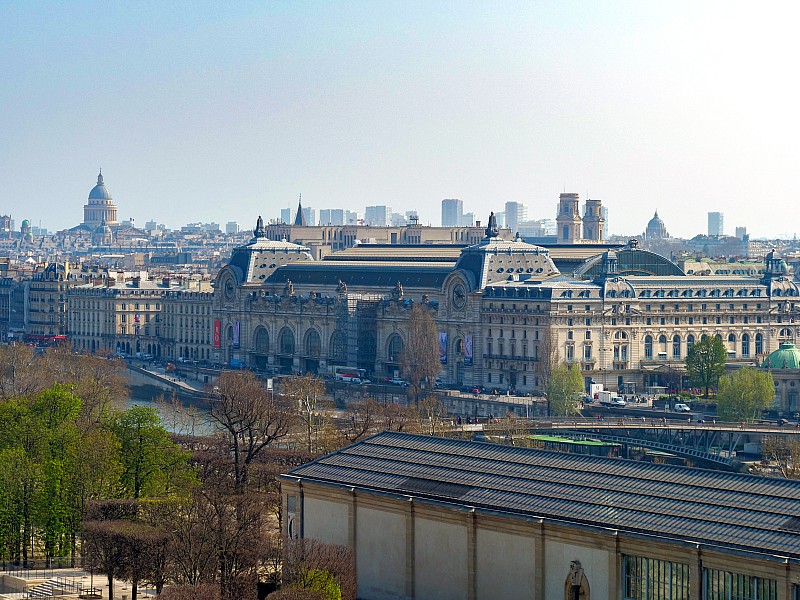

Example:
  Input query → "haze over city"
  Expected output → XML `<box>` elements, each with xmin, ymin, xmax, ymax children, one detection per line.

<box><xmin>2</xmin><ymin>1</ymin><xmax>799</xmax><ymax>237</ymax></box>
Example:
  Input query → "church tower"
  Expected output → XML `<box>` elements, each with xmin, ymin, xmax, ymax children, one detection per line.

<box><xmin>556</xmin><ymin>193</ymin><xmax>582</xmax><ymax>244</ymax></box>
<box><xmin>583</xmin><ymin>199</ymin><xmax>604</xmax><ymax>242</ymax></box>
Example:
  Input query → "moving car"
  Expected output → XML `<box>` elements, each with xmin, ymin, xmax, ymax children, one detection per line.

<box><xmin>674</xmin><ymin>403</ymin><xmax>692</xmax><ymax>413</ymax></box>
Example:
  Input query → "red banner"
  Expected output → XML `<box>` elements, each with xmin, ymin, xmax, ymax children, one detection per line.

<box><xmin>213</xmin><ymin>320</ymin><xmax>221</xmax><ymax>349</ymax></box>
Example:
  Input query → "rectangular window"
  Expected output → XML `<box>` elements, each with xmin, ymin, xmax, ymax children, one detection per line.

<box><xmin>623</xmin><ymin>555</ymin><xmax>689</xmax><ymax>600</ymax></box>
<box><xmin>583</xmin><ymin>345</ymin><xmax>592</xmax><ymax>360</ymax></box>
<box><xmin>703</xmin><ymin>568</ymin><xmax>776</xmax><ymax>600</ymax></box>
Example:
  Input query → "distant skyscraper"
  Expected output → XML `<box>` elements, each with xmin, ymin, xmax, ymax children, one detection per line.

<box><xmin>302</xmin><ymin>207</ymin><xmax>315</xmax><ymax>227</ymax></box>
<box><xmin>708</xmin><ymin>212</ymin><xmax>724</xmax><ymax>236</ymax></box>
<box><xmin>365</xmin><ymin>205</ymin><xmax>391</xmax><ymax>226</ymax></box>
<box><xmin>460</xmin><ymin>212</ymin><xmax>475</xmax><ymax>227</ymax></box>
<box><xmin>226</xmin><ymin>221</ymin><xmax>241</xmax><ymax>235</ymax></box>
<box><xmin>735</xmin><ymin>226</ymin><xmax>747</xmax><ymax>240</ymax></box>
<box><xmin>344</xmin><ymin>210</ymin><xmax>358</xmax><ymax>225</ymax></box>
<box><xmin>504</xmin><ymin>201</ymin><xmax>528</xmax><ymax>232</ymax></box>
<box><xmin>600</xmin><ymin>207</ymin><xmax>609</xmax><ymax>239</ymax></box>
<box><xmin>319</xmin><ymin>209</ymin><xmax>345</xmax><ymax>226</ymax></box>
<box><xmin>441</xmin><ymin>199</ymin><xmax>463</xmax><ymax>227</ymax></box>
<box><xmin>280</xmin><ymin>207</ymin><xmax>292</xmax><ymax>224</ymax></box>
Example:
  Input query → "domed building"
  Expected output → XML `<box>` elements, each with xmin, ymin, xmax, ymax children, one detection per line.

<box><xmin>82</xmin><ymin>170</ymin><xmax>118</xmax><ymax>228</ymax></box>
<box><xmin>644</xmin><ymin>210</ymin><xmax>668</xmax><ymax>240</ymax></box>
<box><xmin>762</xmin><ymin>342</ymin><xmax>800</xmax><ymax>415</ymax></box>
<box><xmin>20</xmin><ymin>219</ymin><xmax>33</xmax><ymax>242</ymax></box>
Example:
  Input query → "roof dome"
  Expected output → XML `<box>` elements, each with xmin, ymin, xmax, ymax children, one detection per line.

<box><xmin>88</xmin><ymin>170</ymin><xmax>112</xmax><ymax>200</ymax></box>
<box><xmin>763</xmin><ymin>342</ymin><xmax>800</xmax><ymax>369</ymax></box>
<box><xmin>648</xmin><ymin>211</ymin><xmax>665</xmax><ymax>229</ymax></box>
<box><xmin>21</xmin><ymin>219</ymin><xmax>30</xmax><ymax>227</ymax></box>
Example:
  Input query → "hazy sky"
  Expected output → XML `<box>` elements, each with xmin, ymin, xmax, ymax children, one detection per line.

<box><xmin>2</xmin><ymin>1</ymin><xmax>799</xmax><ymax>238</ymax></box>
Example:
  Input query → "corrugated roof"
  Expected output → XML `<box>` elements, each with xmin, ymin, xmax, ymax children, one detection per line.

<box><xmin>285</xmin><ymin>431</ymin><xmax>800</xmax><ymax>561</ymax></box>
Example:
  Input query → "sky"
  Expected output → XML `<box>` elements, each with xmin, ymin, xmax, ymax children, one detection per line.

<box><xmin>2</xmin><ymin>1</ymin><xmax>800</xmax><ymax>238</ymax></box>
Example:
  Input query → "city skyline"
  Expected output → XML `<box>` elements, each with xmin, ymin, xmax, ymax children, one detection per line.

<box><xmin>2</xmin><ymin>2</ymin><xmax>800</xmax><ymax>237</ymax></box>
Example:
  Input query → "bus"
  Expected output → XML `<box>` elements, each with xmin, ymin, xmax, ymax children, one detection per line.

<box><xmin>334</xmin><ymin>366</ymin><xmax>368</xmax><ymax>383</ymax></box>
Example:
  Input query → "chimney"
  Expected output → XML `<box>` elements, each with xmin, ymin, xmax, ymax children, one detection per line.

<box><xmin>132</xmin><ymin>276</ymin><xmax>141</xmax><ymax>288</ymax></box>
<box><xmin>162</xmin><ymin>277</ymin><xmax>171</xmax><ymax>287</ymax></box>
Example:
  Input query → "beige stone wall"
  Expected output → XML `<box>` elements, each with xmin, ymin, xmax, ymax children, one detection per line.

<box><xmin>356</xmin><ymin>505</ymin><xmax>407</xmax><ymax>600</ymax></box>
<box><xmin>475</xmin><ymin>524</ymin><xmax>536</xmax><ymax>599</ymax></box>
<box><xmin>543</xmin><ymin>536</ymin><xmax>614</xmax><ymax>600</ymax></box>
<box><xmin>302</xmin><ymin>496</ymin><xmax>349</xmax><ymax>546</ymax></box>
<box><xmin>414</xmin><ymin>514</ymin><xmax>468</xmax><ymax>600</ymax></box>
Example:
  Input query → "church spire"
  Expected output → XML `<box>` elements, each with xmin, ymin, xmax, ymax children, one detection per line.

<box><xmin>293</xmin><ymin>194</ymin><xmax>307</xmax><ymax>226</ymax></box>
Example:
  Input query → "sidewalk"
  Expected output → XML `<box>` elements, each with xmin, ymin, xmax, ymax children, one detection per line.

<box><xmin>0</xmin><ymin>566</ymin><xmax>157</xmax><ymax>599</ymax></box>
<box><xmin>134</xmin><ymin>361</ymin><xmax>207</xmax><ymax>393</ymax></box>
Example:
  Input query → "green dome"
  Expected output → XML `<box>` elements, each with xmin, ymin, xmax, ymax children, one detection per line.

<box><xmin>762</xmin><ymin>342</ymin><xmax>800</xmax><ymax>369</ymax></box>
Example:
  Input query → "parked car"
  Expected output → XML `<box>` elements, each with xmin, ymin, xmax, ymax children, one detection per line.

<box><xmin>389</xmin><ymin>377</ymin><xmax>409</xmax><ymax>387</ymax></box>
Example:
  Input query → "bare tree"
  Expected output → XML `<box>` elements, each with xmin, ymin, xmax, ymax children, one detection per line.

<box><xmin>0</xmin><ymin>344</ymin><xmax>48</xmax><ymax>400</ymax></box>
<box><xmin>283</xmin><ymin>539</ymin><xmax>356</xmax><ymax>600</ymax></box>
<box><xmin>279</xmin><ymin>375</ymin><xmax>328</xmax><ymax>453</ymax></box>
<box><xmin>412</xmin><ymin>396</ymin><xmax>449</xmax><ymax>436</ymax></box>
<box><xmin>535</xmin><ymin>329</ymin><xmax>560</xmax><ymax>392</ymax></box>
<box><xmin>208</xmin><ymin>371</ymin><xmax>295</xmax><ymax>491</ymax></box>
<box><xmin>401</xmin><ymin>303</ymin><xmax>442</xmax><ymax>402</ymax></box>
<box><xmin>159</xmin><ymin>583</ymin><xmax>221</xmax><ymax>600</ymax></box>
<box><xmin>761</xmin><ymin>435</ymin><xmax>800</xmax><ymax>479</ymax></box>
<box><xmin>47</xmin><ymin>349</ymin><xmax>128</xmax><ymax>422</ymax></box>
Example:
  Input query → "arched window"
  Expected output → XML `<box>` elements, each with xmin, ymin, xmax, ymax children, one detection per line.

<box><xmin>305</xmin><ymin>329</ymin><xmax>321</xmax><ymax>357</ymax></box>
<box><xmin>756</xmin><ymin>333</ymin><xmax>764</xmax><ymax>354</ymax></box>
<box><xmin>659</xmin><ymin>334</ymin><xmax>668</xmax><ymax>358</ymax></box>
<box><xmin>727</xmin><ymin>333</ymin><xmax>736</xmax><ymax>356</ymax></box>
<box><xmin>644</xmin><ymin>335</ymin><xmax>653</xmax><ymax>360</ymax></box>
<box><xmin>741</xmin><ymin>333</ymin><xmax>750</xmax><ymax>357</ymax></box>
<box><xmin>279</xmin><ymin>328</ymin><xmax>295</xmax><ymax>355</ymax></box>
<box><xmin>687</xmin><ymin>334</ymin><xmax>695</xmax><ymax>353</ymax></box>
<box><xmin>330</xmin><ymin>330</ymin><xmax>347</xmax><ymax>364</ymax></box>
<box><xmin>672</xmin><ymin>335</ymin><xmax>681</xmax><ymax>359</ymax></box>
<box><xmin>779</xmin><ymin>328</ymin><xmax>793</xmax><ymax>341</ymax></box>
<box><xmin>254</xmin><ymin>327</ymin><xmax>269</xmax><ymax>354</ymax></box>
<box><xmin>387</xmin><ymin>335</ymin><xmax>404</xmax><ymax>362</ymax></box>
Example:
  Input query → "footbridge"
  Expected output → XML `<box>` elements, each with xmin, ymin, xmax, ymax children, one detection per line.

<box><xmin>485</xmin><ymin>419</ymin><xmax>800</xmax><ymax>471</ymax></box>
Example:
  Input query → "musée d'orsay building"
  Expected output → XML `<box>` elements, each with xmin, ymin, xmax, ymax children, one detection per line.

<box><xmin>213</xmin><ymin>212</ymin><xmax>800</xmax><ymax>407</ymax></box>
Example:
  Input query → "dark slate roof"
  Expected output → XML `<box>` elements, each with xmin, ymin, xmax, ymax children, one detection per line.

<box><xmin>284</xmin><ymin>431</ymin><xmax>800</xmax><ymax>562</ymax></box>
<box><xmin>266</xmin><ymin>263</ymin><xmax>452</xmax><ymax>289</ymax></box>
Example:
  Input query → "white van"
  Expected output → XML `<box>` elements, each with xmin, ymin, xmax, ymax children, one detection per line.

<box><xmin>674</xmin><ymin>403</ymin><xmax>691</xmax><ymax>413</ymax></box>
